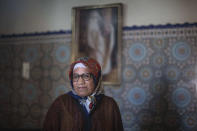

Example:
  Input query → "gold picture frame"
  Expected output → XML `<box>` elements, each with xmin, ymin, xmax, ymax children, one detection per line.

<box><xmin>71</xmin><ymin>3</ymin><xmax>123</xmax><ymax>85</ymax></box>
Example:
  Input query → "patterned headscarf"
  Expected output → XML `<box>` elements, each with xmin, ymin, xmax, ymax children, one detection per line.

<box><xmin>68</xmin><ymin>57</ymin><xmax>104</xmax><ymax>113</ymax></box>
<box><xmin>69</xmin><ymin>57</ymin><xmax>104</xmax><ymax>95</ymax></box>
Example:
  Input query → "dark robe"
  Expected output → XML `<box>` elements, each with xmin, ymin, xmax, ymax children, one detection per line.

<box><xmin>43</xmin><ymin>93</ymin><xmax>123</xmax><ymax>131</ymax></box>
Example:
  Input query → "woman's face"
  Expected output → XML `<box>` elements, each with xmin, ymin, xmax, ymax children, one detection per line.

<box><xmin>73</xmin><ymin>67</ymin><xmax>95</xmax><ymax>97</ymax></box>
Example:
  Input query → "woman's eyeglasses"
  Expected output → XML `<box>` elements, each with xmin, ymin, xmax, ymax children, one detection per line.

<box><xmin>73</xmin><ymin>73</ymin><xmax>92</xmax><ymax>82</ymax></box>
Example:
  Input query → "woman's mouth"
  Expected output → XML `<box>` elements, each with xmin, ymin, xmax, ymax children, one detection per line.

<box><xmin>78</xmin><ymin>86</ymin><xmax>87</xmax><ymax>89</ymax></box>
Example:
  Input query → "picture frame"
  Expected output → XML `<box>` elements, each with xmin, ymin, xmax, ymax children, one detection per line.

<box><xmin>71</xmin><ymin>3</ymin><xmax>123</xmax><ymax>85</ymax></box>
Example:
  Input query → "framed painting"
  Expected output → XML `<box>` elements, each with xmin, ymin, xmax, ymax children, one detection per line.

<box><xmin>71</xmin><ymin>3</ymin><xmax>123</xmax><ymax>85</ymax></box>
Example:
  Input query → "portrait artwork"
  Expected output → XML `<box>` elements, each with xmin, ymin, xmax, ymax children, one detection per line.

<box><xmin>72</xmin><ymin>3</ymin><xmax>123</xmax><ymax>85</ymax></box>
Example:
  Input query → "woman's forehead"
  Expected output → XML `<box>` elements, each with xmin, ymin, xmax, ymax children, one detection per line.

<box><xmin>73</xmin><ymin>67</ymin><xmax>90</xmax><ymax>74</ymax></box>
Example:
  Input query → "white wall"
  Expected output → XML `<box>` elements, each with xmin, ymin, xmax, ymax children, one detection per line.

<box><xmin>0</xmin><ymin>0</ymin><xmax>197</xmax><ymax>34</ymax></box>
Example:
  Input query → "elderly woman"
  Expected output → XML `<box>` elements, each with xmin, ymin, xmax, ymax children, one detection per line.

<box><xmin>43</xmin><ymin>57</ymin><xmax>123</xmax><ymax>131</ymax></box>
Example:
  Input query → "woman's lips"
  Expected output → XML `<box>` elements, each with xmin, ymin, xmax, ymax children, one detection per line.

<box><xmin>78</xmin><ymin>86</ymin><xmax>87</xmax><ymax>89</ymax></box>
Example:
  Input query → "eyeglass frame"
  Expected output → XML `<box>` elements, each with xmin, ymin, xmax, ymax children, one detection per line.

<box><xmin>72</xmin><ymin>73</ymin><xmax>93</xmax><ymax>82</ymax></box>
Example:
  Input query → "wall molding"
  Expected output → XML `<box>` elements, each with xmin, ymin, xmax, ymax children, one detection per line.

<box><xmin>0</xmin><ymin>22</ymin><xmax>197</xmax><ymax>39</ymax></box>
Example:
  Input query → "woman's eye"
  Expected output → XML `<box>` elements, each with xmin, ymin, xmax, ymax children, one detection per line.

<box><xmin>83</xmin><ymin>74</ymin><xmax>89</xmax><ymax>78</ymax></box>
<box><xmin>73</xmin><ymin>75</ymin><xmax>79</xmax><ymax>79</ymax></box>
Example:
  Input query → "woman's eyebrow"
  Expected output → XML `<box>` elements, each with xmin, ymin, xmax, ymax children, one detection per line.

<box><xmin>73</xmin><ymin>73</ymin><xmax>90</xmax><ymax>75</ymax></box>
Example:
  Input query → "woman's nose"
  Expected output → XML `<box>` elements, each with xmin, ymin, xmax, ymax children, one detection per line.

<box><xmin>77</xmin><ymin>76</ymin><xmax>85</xmax><ymax>84</ymax></box>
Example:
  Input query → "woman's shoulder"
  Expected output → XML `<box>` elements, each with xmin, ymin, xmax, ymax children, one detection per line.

<box><xmin>99</xmin><ymin>95</ymin><xmax>120</xmax><ymax>112</ymax></box>
<box><xmin>50</xmin><ymin>93</ymin><xmax>72</xmax><ymax>105</ymax></box>
<box><xmin>101</xmin><ymin>95</ymin><xmax>117</xmax><ymax>105</ymax></box>
<box><xmin>55</xmin><ymin>92</ymin><xmax>73</xmax><ymax>102</ymax></box>
<box><xmin>102</xmin><ymin>95</ymin><xmax>113</xmax><ymax>100</ymax></box>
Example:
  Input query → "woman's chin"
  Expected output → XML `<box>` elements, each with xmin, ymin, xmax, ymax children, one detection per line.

<box><xmin>76</xmin><ymin>91</ymin><xmax>90</xmax><ymax>97</ymax></box>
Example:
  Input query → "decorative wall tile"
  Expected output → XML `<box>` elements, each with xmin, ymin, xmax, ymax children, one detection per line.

<box><xmin>0</xmin><ymin>25</ymin><xmax>197</xmax><ymax>130</ymax></box>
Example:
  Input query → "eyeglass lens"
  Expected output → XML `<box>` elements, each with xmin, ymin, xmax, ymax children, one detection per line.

<box><xmin>73</xmin><ymin>73</ymin><xmax>91</xmax><ymax>82</ymax></box>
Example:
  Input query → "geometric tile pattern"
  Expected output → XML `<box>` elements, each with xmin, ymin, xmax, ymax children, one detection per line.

<box><xmin>0</xmin><ymin>24</ymin><xmax>197</xmax><ymax>130</ymax></box>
